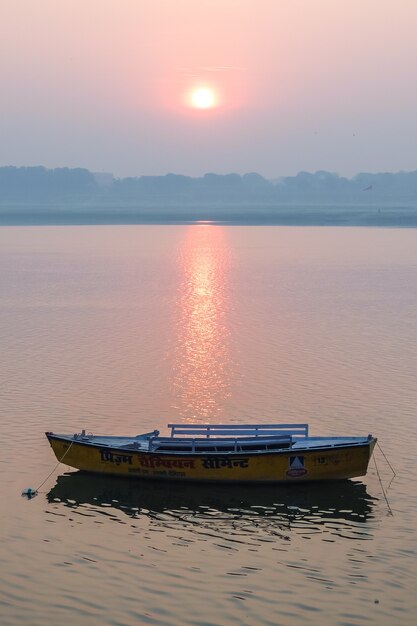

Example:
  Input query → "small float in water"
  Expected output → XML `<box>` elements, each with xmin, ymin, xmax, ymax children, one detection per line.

<box><xmin>46</xmin><ymin>423</ymin><xmax>376</xmax><ymax>483</ymax></box>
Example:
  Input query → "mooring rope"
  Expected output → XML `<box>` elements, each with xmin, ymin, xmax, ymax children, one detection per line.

<box><xmin>22</xmin><ymin>439</ymin><xmax>75</xmax><ymax>498</ymax></box>
<box><xmin>373</xmin><ymin>452</ymin><xmax>394</xmax><ymax>516</ymax></box>
<box><xmin>36</xmin><ymin>439</ymin><xmax>75</xmax><ymax>492</ymax></box>
<box><xmin>376</xmin><ymin>441</ymin><xmax>396</xmax><ymax>476</ymax></box>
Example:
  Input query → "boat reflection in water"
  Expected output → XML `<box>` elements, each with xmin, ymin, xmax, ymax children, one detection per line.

<box><xmin>48</xmin><ymin>471</ymin><xmax>376</xmax><ymax>540</ymax></box>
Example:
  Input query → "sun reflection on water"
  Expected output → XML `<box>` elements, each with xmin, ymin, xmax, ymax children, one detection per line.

<box><xmin>171</xmin><ymin>225</ymin><xmax>232</xmax><ymax>421</ymax></box>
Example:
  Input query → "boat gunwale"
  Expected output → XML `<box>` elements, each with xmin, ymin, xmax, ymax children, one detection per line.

<box><xmin>46</xmin><ymin>432</ymin><xmax>376</xmax><ymax>457</ymax></box>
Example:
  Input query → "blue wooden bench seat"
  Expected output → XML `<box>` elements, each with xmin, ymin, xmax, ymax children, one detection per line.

<box><xmin>168</xmin><ymin>423</ymin><xmax>309</xmax><ymax>439</ymax></box>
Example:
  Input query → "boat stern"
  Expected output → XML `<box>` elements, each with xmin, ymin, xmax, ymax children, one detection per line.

<box><xmin>368</xmin><ymin>434</ymin><xmax>377</xmax><ymax>461</ymax></box>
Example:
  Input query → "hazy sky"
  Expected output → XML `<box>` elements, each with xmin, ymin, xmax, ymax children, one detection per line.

<box><xmin>1</xmin><ymin>0</ymin><xmax>417</xmax><ymax>178</ymax></box>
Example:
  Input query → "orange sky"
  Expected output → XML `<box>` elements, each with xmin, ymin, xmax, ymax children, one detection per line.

<box><xmin>1</xmin><ymin>0</ymin><xmax>416</xmax><ymax>177</ymax></box>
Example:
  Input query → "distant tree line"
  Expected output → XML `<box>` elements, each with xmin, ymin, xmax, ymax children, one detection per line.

<box><xmin>0</xmin><ymin>165</ymin><xmax>416</xmax><ymax>205</ymax></box>
<box><xmin>0</xmin><ymin>166</ymin><xmax>96</xmax><ymax>199</ymax></box>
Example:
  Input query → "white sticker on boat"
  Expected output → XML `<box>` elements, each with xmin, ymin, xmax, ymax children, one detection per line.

<box><xmin>287</xmin><ymin>456</ymin><xmax>307</xmax><ymax>477</ymax></box>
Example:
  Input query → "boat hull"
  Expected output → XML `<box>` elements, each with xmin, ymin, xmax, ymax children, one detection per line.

<box><xmin>46</xmin><ymin>434</ymin><xmax>376</xmax><ymax>483</ymax></box>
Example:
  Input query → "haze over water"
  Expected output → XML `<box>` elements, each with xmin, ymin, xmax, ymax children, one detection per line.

<box><xmin>1</xmin><ymin>225</ymin><xmax>417</xmax><ymax>625</ymax></box>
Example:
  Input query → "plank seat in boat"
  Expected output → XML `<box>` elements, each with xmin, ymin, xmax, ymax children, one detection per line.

<box><xmin>168</xmin><ymin>423</ymin><xmax>309</xmax><ymax>439</ymax></box>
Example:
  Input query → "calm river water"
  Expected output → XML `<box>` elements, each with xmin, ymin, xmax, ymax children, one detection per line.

<box><xmin>0</xmin><ymin>225</ymin><xmax>416</xmax><ymax>626</ymax></box>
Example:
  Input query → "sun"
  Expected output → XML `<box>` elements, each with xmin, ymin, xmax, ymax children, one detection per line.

<box><xmin>190</xmin><ymin>87</ymin><xmax>217</xmax><ymax>109</ymax></box>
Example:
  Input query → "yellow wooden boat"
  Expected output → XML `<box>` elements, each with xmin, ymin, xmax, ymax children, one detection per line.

<box><xmin>46</xmin><ymin>423</ymin><xmax>377</xmax><ymax>483</ymax></box>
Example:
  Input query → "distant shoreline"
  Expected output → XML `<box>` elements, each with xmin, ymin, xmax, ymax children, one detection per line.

<box><xmin>1</xmin><ymin>204</ymin><xmax>417</xmax><ymax>227</ymax></box>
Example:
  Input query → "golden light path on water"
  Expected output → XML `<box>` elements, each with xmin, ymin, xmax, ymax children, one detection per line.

<box><xmin>171</xmin><ymin>225</ymin><xmax>232</xmax><ymax>421</ymax></box>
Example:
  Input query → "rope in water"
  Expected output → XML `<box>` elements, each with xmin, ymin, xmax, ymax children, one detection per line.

<box><xmin>373</xmin><ymin>451</ymin><xmax>394</xmax><ymax>516</ymax></box>
<box><xmin>34</xmin><ymin>439</ymin><xmax>75</xmax><ymax>494</ymax></box>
